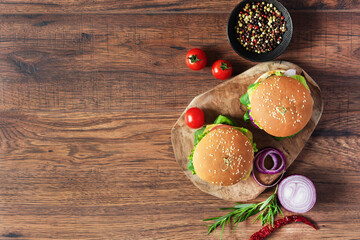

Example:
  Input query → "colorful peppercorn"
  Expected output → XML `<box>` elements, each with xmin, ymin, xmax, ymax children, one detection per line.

<box><xmin>235</xmin><ymin>2</ymin><xmax>287</xmax><ymax>54</ymax></box>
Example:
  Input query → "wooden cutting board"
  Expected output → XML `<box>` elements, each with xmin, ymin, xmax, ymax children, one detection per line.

<box><xmin>171</xmin><ymin>61</ymin><xmax>323</xmax><ymax>202</ymax></box>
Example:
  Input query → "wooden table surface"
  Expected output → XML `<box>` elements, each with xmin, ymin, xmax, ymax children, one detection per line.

<box><xmin>0</xmin><ymin>1</ymin><xmax>359</xmax><ymax>239</ymax></box>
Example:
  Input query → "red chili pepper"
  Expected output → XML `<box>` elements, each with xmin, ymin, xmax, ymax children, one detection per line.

<box><xmin>249</xmin><ymin>215</ymin><xmax>318</xmax><ymax>240</ymax></box>
<box><xmin>281</xmin><ymin>16</ymin><xmax>285</xmax><ymax>20</ymax></box>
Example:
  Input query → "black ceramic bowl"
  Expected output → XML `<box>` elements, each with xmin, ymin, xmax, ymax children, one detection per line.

<box><xmin>227</xmin><ymin>0</ymin><xmax>293</xmax><ymax>62</ymax></box>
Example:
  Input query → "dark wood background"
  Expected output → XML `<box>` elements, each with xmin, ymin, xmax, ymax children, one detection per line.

<box><xmin>0</xmin><ymin>1</ymin><xmax>359</xmax><ymax>239</ymax></box>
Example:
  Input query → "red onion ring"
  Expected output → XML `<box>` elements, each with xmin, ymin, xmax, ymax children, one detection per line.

<box><xmin>254</xmin><ymin>148</ymin><xmax>286</xmax><ymax>174</ymax></box>
<box><xmin>278</xmin><ymin>175</ymin><xmax>316</xmax><ymax>213</ymax></box>
<box><xmin>252</xmin><ymin>148</ymin><xmax>286</xmax><ymax>188</ymax></box>
<box><xmin>248</xmin><ymin>110</ymin><xmax>260</xmax><ymax>129</ymax></box>
<box><xmin>252</xmin><ymin>169</ymin><xmax>285</xmax><ymax>188</ymax></box>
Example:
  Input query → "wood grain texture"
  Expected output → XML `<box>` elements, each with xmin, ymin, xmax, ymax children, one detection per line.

<box><xmin>0</xmin><ymin>1</ymin><xmax>359</xmax><ymax>240</ymax></box>
<box><xmin>0</xmin><ymin>0</ymin><xmax>358</xmax><ymax>14</ymax></box>
<box><xmin>0</xmin><ymin>111</ymin><xmax>358</xmax><ymax>239</ymax></box>
<box><xmin>171</xmin><ymin>61</ymin><xmax>323</xmax><ymax>201</ymax></box>
<box><xmin>0</xmin><ymin>12</ymin><xmax>359</xmax><ymax>113</ymax></box>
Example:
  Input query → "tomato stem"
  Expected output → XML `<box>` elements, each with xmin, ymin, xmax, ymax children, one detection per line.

<box><xmin>220</xmin><ymin>62</ymin><xmax>230</xmax><ymax>70</ymax></box>
<box><xmin>188</xmin><ymin>55</ymin><xmax>200</xmax><ymax>63</ymax></box>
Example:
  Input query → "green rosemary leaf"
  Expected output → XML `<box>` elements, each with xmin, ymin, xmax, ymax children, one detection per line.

<box><xmin>268</xmin><ymin>208</ymin><xmax>273</xmax><ymax>226</ymax></box>
<box><xmin>204</xmin><ymin>187</ymin><xmax>282</xmax><ymax>237</ymax></box>
<box><xmin>279</xmin><ymin>206</ymin><xmax>284</xmax><ymax>217</ymax></box>
<box><xmin>207</xmin><ymin>224</ymin><xmax>217</xmax><ymax>235</ymax></box>
<box><xmin>259</xmin><ymin>195</ymin><xmax>273</xmax><ymax>211</ymax></box>
<box><xmin>233</xmin><ymin>203</ymin><xmax>256</xmax><ymax>209</ymax></box>
<box><xmin>218</xmin><ymin>207</ymin><xmax>237</xmax><ymax>210</ymax></box>
<box><xmin>203</xmin><ymin>216</ymin><xmax>221</xmax><ymax>221</ymax></box>
<box><xmin>220</xmin><ymin>221</ymin><xmax>225</xmax><ymax>240</ymax></box>
<box><xmin>232</xmin><ymin>219</ymin><xmax>241</xmax><ymax>233</ymax></box>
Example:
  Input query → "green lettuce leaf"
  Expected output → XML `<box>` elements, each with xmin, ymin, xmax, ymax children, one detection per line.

<box><xmin>240</xmin><ymin>83</ymin><xmax>261</xmax><ymax>122</ymax></box>
<box><xmin>234</xmin><ymin>127</ymin><xmax>248</xmax><ymax>134</ymax></box>
<box><xmin>187</xmin><ymin>156</ymin><xmax>196</xmax><ymax>174</ymax></box>
<box><xmin>274</xmin><ymin>71</ymin><xmax>283</xmax><ymax>76</ymax></box>
<box><xmin>248</xmin><ymin>83</ymin><xmax>257</xmax><ymax>90</ymax></box>
<box><xmin>240</xmin><ymin>92</ymin><xmax>250</xmax><ymax>107</ymax></box>
<box><xmin>244</xmin><ymin>109</ymin><xmax>250</xmax><ymax>122</ymax></box>
<box><xmin>252</xmin><ymin>142</ymin><xmax>258</xmax><ymax>153</ymax></box>
<box><xmin>193</xmin><ymin>126</ymin><xmax>206</xmax><ymax>146</ymax></box>
<box><xmin>240</xmin><ymin>83</ymin><xmax>257</xmax><ymax>107</ymax></box>
<box><xmin>214</xmin><ymin>115</ymin><xmax>237</xmax><ymax>126</ymax></box>
<box><xmin>290</xmin><ymin>75</ymin><xmax>309</xmax><ymax>90</ymax></box>
<box><xmin>188</xmin><ymin>126</ymin><xmax>208</xmax><ymax>174</ymax></box>
<box><xmin>273</xmin><ymin>130</ymin><xmax>302</xmax><ymax>141</ymax></box>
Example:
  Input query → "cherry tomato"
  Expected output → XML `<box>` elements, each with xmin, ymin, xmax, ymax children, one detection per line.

<box><xmin>186</xmin><ymin>48</ymin><xmax>207</xmax><ymax>70</ymax></box>
<box><xmin>184</xmin><ymin>107</ymin><xmax>205</xmax><ymax>129</ymax></box>
<box><xmin>212</xmin><ymin>60</ymin><xmax>233</xmax><ymax>80</ymax></box>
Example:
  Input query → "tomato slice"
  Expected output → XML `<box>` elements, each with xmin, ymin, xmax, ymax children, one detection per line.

<box><xmin>209</xmin><ymin>124</ymin><xmax>233</xmax><ymax>132</ymax></box>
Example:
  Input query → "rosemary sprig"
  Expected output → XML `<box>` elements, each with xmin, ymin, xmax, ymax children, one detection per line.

<box><xmin>203</xmin><ymin>185</ymin><xmax>283</xmax><ymax>239</ymax></box>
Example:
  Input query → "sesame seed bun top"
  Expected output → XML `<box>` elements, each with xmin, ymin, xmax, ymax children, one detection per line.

<box><xmin>193</xmin><ymin>126</ymin><xmax>254</xmax><ymax>186</ymax></box>
<box><xmin>250</xmin><ymin>75</ymin><xmax>313</xmax><ymax>137</ymax></box>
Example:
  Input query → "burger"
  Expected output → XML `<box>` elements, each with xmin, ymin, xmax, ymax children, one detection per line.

<box><xmin>188</xmin><ymin>115</ymin><xmax>257</xmax><ymax>186</ymax></box>
<box><xmin>240</xmin><ymin>69</ymin><xmax>313</xmax><ymax>139</ymax></box>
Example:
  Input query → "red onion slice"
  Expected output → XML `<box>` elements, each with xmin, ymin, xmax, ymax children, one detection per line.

<box><xmin>269</xmin><ymin>153</ymin><xmax>280</xmax><ymax>170</ymax></box>
<box><xmin>252</xmin><ymin>169</ymin><xmax>285</xmax><ymax>188</ymax></box>
<box><xmin>284</xmin><ymin>69</ymin><xmax>297</xmax><ymax>77</ymax></box>
<box><xmin>278</xmin><ymin>175</ymin><xmax>317</xmax><ymax>213</ymax></box>
<box><xmin>254</xmin><ymin>148</ymin><xmax>286</xmax><ymax>174</ymax></box>
<box><xmin>252</xmin><ymin>148</ymin><xmax>286</xmax><ymax>188</ymax></box>
<box><xmin>248</xmin><ymin>110</ymin><xmax>260</xmax><ymax>129</ymax></box>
